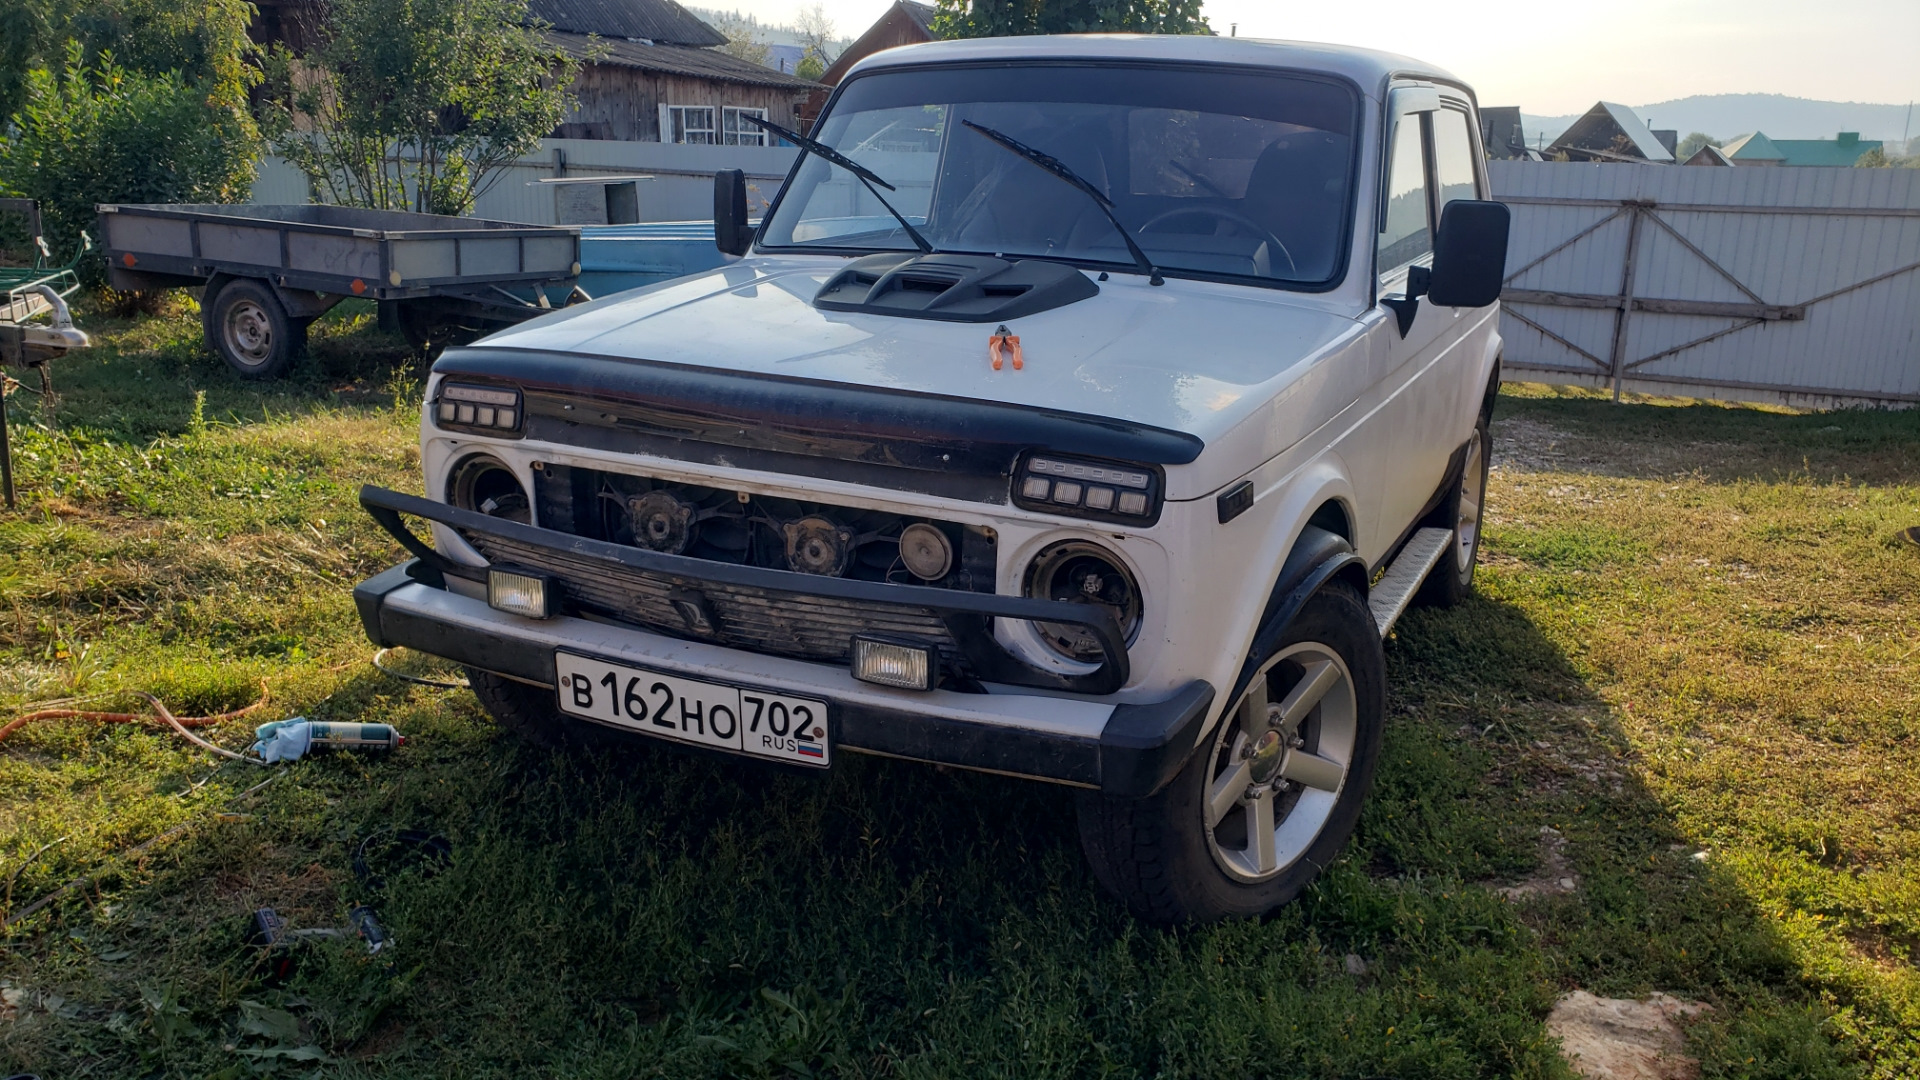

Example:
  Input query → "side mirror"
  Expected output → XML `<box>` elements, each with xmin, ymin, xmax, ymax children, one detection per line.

<box><xmin>713</xmin><ymin>170</ymin><xmax>754</xmax><ymax>256</ymax></box>
<box><xmin>1426</xmin><ymin>200</ymin><xmax>1510</xmax><ymax>308</ymax></box>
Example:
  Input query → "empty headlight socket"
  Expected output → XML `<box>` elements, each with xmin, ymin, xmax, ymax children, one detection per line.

<box><xmin>1010</xmin><ymin>451</ymin><xmax>1164</xmax><ymax>526</ymax></box>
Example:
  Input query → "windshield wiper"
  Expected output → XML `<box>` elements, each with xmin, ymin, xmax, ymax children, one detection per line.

<box><xmin>742</xmin><ymin>114</ymin><xmax>933</xmax><ymax>255</ymax></box>
<box><xmin>962</xmin><ymin>120</ymin><xmax>1163</xmax><ymax>286</ymax></box>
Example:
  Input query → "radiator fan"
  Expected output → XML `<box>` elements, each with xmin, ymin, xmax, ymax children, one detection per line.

<box><xmin>601</xmin><ymin>480</ymin><xmax>749</xmax><ymax>563</ymax></box>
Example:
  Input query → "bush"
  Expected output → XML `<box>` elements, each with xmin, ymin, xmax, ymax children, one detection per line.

<box><xmin>0</xmin><ymin>0</ymin><xmax>259</xmax><ymax>150</ymax></box>
<box><xmin>261</xmin><ymin>0</ymin><xmax>574</xmax><ymax>216</ymax></box>
<box><xmin>0</xmin><ymin>42</ymin><xmax>259</xmax><ymax>284</ymax></box>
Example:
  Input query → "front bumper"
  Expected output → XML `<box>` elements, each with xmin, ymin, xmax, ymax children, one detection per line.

<box><xmin>356</xmin><ymin>561</ymin><xmax>1213</xmax><ymax>795</ymax></box>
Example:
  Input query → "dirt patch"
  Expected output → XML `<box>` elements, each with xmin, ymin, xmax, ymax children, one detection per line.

<box><xmin>1490</xmin><ymin>416</ymin><xmax>1578</xmax><ymax>474</ymax></box>
<box><xmin>1547</xmin><ymin>991</ymin><xmax>1712</xmax><ymax>1080</ymax></box>
<box><xmin>1493</xmin><ymin>825</ymin><xmax>1578</xmax><ymax>900</ymax></box>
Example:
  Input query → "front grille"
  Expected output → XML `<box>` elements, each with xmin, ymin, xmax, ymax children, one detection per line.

<box><xmin>529</xmin><ymin>462</ymin><xmax>996</xmax><ymax>591</ymax></box>
<box><xmin>462</xmin><ymin>462</ymin><xmax>999</xmax><ymax>678</ymax></box>
<box><xmin>464</xmin><ymin>530</ymin><xmax>976</xmax><ymax>674</ymax></box>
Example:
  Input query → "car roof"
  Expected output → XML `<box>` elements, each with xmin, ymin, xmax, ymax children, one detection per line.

<box><xmin>842</xmin><ymin>34</ymin><xmax>1464</xmax><ymax>99</ymax></box>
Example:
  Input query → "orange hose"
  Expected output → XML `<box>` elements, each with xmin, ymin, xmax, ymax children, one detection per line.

<box><xmin>0</xmin><ymin>680</ymin><xmax>271</xmax><ymax>746</ymax></box>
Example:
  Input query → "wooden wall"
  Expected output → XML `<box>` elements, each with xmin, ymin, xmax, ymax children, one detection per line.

<box><xmin>560</xmin><ymin>65</ymin><xmax>808</xmax><ymax>142</ymax></box>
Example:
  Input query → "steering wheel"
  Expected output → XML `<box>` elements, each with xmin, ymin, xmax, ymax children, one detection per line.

<box><xmin>1138</xmin><ymin>205</ymin><xmax>1298</xmax><ymax>277</ymax></box>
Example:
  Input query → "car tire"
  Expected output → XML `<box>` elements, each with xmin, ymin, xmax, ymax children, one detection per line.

<box><xmin>1415</xmin><ymin>402</ymin><xmax>1493</xmax><ymax>608</ymax></box>
<box><xmin>1075</xmin><ymin>580</ymin><xmax>1386</xmax><ymax>923</ymax></box>
<box><xmin>207</xmin><ymin>278</ymin><xmax>304</xmax><ymax>379</ymax></box>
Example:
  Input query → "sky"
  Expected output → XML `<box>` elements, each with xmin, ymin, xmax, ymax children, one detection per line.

<box><xmin>706</xmin><ymin>0</ymin><xmax>1920</xmax><ymax>115</ymax></box>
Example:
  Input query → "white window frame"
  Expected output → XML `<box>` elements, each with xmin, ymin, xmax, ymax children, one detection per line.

<box><xmin>723</xmin><ymin>106</ymin><xmax>767</xmax><ymax>146</ymax></box>
<box><xmin>660</xmin><ymin>104</ymin><xmax>716</xmax><ymax>144</ymax></box>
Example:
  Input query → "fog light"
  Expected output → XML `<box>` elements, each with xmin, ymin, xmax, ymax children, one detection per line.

<box><xmin>850</xmin><ymin>636</ymin><xmax>936</xmax><ymax>691</ymax></box>
<box><xmin>487</xmin><ymin>567</ymin><xmax>555</xmax><ymax>619</ymax></box>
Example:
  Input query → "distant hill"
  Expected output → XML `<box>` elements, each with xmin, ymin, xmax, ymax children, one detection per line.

<box><xmin>1517</xmin><ymin>94</ymin><xmax>1916</xmax><ymax>150</ymax></box>
<box><xmin>687</xmin><ymin>7</ymin><xmax>851</xmax><ymax>52</ymax></box>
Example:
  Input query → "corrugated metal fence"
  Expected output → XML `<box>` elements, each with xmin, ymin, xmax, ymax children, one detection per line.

<box><xmin>1487</xmin><ymin>162</ymin><xmax>1920</xmax><ymax>407</ymax></box>
<box><xmin>251</xmin><ymin>139</ymin><xmax>799</xmax><ymax>226</ymax></box>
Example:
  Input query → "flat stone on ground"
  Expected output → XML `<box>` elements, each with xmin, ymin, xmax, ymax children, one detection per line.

<box><xmin>1547</xmin><ymin>991</ymin><xmax>1711</xmax><ymax>1080</ymax></box>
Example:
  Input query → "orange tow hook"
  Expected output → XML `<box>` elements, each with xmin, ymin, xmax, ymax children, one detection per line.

<box><xmin>989</xmin><ymin>324</ymin><xmax>1022</xmax><ymax>371</ymax></box>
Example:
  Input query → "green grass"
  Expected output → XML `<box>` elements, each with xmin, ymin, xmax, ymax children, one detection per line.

<box><xmin>2</xmin><ymin>306</ymin><xmax>1916</xmax><ymax>1077</ymax></box>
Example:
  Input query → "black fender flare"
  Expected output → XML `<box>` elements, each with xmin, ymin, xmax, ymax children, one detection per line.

<box><xmin>1091</xmin><ymin>525</ymin><xmax>1367</xmax><ymax>799</ymax></box>
<box><xmin>1217</xmin><ymin>525</ymin><xmax>1369</xmax><ymax>741</ymax></box>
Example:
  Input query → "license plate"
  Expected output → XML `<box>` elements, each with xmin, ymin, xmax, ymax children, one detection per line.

<box><xmin>553</xmin><ymin>652</ymin><xmax>831</xmax><ymax>767</ymax></box>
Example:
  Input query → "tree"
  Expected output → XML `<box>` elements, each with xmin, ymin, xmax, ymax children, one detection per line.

<box><xmin>794</xmin><ymin>2</ymin><xmax>839</xmax><ymax>77</ymax></box>
<box><xmin>0</xmin><ymin>43</ymin><xmax>259</xmax><ymax>281</ymax></box>
<box><xmin>261</xmin><ymin>0</ymin><xmax>577</xmax><ymax>216</ymax></box>
<box><xmin>932</xmin><ymin>0</ymin><xmax>1210</xmax><ymax>37</ymax></box>
<box><xmin>1675</xmin><ymin>131</ymin><xmax>1721</xmax><ymax>160</ymax></box>
<box><xmin>709</xmin><ymin>11</ymin><xmax>772</xmax><ymax>68</ymax></box>
<box><xmin>0</xmin><ymin>0</ymin><xmax>260</xmax><ymax>133</ymax></box>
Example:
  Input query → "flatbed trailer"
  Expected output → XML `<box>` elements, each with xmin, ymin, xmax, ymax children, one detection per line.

<box><xmin>97</xmin><ymin>203</ymin><xmax>583</xmax><ymax>377</ymax></box>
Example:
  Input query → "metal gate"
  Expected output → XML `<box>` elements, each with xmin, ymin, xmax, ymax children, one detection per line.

<box><xmin>1489</xmin><ymin>162</ymin><xmax>1920</xmax><ymax>407</ymax></box>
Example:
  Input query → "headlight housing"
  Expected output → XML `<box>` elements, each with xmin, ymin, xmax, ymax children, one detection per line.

<box><xmin>446</xmin><ymin>454</ymin><xmax>531</xmax><ymax>523</ymax></box>
<box><xmin>1011</xmin><ymin>452</ymin><xmax>1162</xmax><ymax>525</ymax></box>
<box><xmin>1024</xmin><ymin>541</ymin><xmax>1142</xmax><ymax>661</ymax></box>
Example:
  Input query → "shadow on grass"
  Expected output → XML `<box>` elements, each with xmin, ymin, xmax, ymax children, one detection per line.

<box><xmin>18</xmin><ymin>297</ymin><xmax>421</xmax><ymax>443</ymax></box>
<box><xmin>1498</xmin><ymin>390</ymin><xmax>1920</xmax><ymax>488</ymax></box>
<box><xmin>4</xmin><ymin>595</ymin><xmax>1864</xmax><ymax>1078</ymax></box>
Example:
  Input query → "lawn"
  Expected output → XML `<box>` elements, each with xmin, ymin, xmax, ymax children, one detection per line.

<box><xmin>1</xmin><ymin>300</ymin><xmax>1916</xmax><ymax>1078</ymax></box>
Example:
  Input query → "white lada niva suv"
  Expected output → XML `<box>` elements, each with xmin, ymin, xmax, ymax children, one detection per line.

<box><xmin>354</xmin><ymin>34</ymin><xmax>1511</xmax><ymax>923</ymax></box>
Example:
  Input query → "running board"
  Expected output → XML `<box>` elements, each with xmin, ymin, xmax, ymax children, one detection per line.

<box><xmin>1368</xmin><ymin>527</ymin><xmax>1453</xmax><ymax>638</ymax></box>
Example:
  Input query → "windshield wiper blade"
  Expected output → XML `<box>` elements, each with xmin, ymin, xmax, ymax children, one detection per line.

<box><xmin>962</xmin><ymin>120</ymin><xmax>1163</xmax><ymax>286</ymax></box>
<box><xmin>742</xmin><ymin>113</ymin><xmax>933</xmax><ymax>255</ymax></box>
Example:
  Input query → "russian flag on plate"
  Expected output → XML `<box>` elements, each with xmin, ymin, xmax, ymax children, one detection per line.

<box><xmin>798</xmin><ymin>742</ymin><xmax>825</xmax><ymax>758</ymax></box>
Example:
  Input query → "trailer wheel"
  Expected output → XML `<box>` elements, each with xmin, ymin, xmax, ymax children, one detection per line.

<box><xmin>208</xmin><ymin>279</ymin><xmax>303</xmax><ymax>379</ymax></box>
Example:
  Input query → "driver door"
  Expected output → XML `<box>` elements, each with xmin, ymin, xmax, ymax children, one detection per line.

<box><xmin>1370</xmin><ymin>87</ymin><xmax>1473</xmax><ymax>549</ymax></box>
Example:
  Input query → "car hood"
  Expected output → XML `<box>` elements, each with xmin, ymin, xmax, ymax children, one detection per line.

<box><xmin>476</xmin><ymin>258</ymin><xmax>1360</xmax><ymax>446</ymax></box>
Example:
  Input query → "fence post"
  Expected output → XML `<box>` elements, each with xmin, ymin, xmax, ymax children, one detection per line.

<box><xmin>1606</xmin><ymin>200</ymin><xmax>1651</xmax><ymax>402</ymax></box>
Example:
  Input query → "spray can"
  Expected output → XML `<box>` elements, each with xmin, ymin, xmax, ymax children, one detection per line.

<box><xmin>253</xmin><ymin>717</ymin><xmax>406</xmax><ymax>762</ymax></box>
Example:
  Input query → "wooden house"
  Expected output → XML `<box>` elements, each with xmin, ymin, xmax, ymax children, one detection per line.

<box><xmin>540</xmin><ymin>0</ymin><xmax>818</xmax><ymax>141</ymax></box>
<box><xmin>1547</xmin><ymin>102</ymin><xmax>1676</xmax><ymax>164</ymax></box>
<box><xmin>250</xmin><ymin>0</ymin><xmax>818</xmax><ymax>143</ymax></box>
<box><xmin>802</xmin><ymin>1</ymin><xmax>939</xmax><ymax>128</ymax></box>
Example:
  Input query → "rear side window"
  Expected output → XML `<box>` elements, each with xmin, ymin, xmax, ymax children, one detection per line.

<box><xmin>1376</xmin><ymin>113</ymin><xmax>1430</xmax><ymax>274</ymax></box>
<box><xmin>1431</xmin><ymin>107</ymin><xmax>1480</xmax><ymax>211</ymax></box>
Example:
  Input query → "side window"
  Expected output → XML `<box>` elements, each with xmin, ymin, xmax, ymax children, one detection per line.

<box><xmin>1376</xmin><ymin>112</ymin><xmax>1430</xmax><ymax>276</ymax></box>
<box><xmin>1431</xmin><ymin>107</ymin><xmax>1480</xmax><ymax>213</ymax></box>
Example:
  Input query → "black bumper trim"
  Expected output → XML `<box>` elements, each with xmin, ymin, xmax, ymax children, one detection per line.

<box><xmin>356</xmin><ymin>560</ymin><xmax>1213</xmax><ymax>794</ymax></box>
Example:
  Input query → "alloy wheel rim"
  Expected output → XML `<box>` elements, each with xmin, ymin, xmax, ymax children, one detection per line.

<box><xmin>224</xmin><ymin>300</ymin><xmax>273</xmax><ymax>366</ymax></box>
<box><xmin>1204</xmin><ymin>642</ymin><xmax>1358</xmax><ymax>883</ymax></box>
<box><xmin>1456</xmin><ymin>430</ymin><xmax>1485</xmax><ymax>573</ymax></box>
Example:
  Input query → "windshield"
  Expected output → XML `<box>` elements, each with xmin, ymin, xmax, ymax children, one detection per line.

<box><xmin>759</xmin><ymin>63</ymin><xmax>1360</xmax><ymax>288</ymax></box>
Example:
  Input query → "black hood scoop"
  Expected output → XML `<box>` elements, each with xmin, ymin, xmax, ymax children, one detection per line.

<box><xmin>813</xmin><ymin>253</ymin><xmax>1098</xmax><ymax>323</ymax></box>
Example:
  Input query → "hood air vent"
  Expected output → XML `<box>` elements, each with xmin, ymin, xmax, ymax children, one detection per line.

<box><xmin>813</xmin><ymin>253</ymin><xmax>1098</xmax><ymax>323</ymax></box>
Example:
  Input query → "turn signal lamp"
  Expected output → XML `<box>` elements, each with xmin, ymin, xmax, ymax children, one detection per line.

<box><xmin>1012</xmin><ymin>453</ymin><xmax>1162</xmax><ymax>525</ymax></box>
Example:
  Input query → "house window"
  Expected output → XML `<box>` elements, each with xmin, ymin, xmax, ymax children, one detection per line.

<box><xmin>723</xmin><ymin>107</ymin><xmax>767</xmax><ymax>146</ymax></box>
<box><xmin>666</xmin><ymin>105</ymin><xmax>715</xmax><ymax>144</ymax></box>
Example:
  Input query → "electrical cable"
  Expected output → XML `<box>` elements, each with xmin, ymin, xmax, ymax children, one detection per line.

<box><xmin>371</xmin><ymin>647</ymin><xmax>469</xmax><ymax>690</ymax></box>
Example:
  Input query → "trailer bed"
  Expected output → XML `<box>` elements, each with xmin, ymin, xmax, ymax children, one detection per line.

<box><xmin>96</xmin><ymin>204</ymin><xmax>583</xmax><ymax>377</ymax></box>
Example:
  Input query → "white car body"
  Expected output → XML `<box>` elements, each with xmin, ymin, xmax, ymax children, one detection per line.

<box><xmin>355</xmin><ymin>35</ymin><xmax>1503</xmax><ymax>835</ymax></box>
